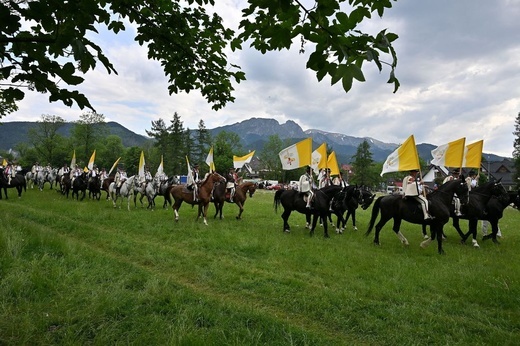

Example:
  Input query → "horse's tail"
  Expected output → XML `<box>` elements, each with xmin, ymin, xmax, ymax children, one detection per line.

<box><xmin>273</xmin><ymin>189</ymin><xmax>285</xmax><ymax>213</ymax></box>
<box><xmin>365</xmin><ymin>196</ymin><xmax>383</xmax><ymax>236</ymax></box>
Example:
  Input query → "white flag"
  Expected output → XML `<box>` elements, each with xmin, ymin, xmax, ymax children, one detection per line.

<box><xmin>278</xmin><ymin>138</ymin><xmax>312</xmax><ymax>170</ymax></box>
<box><xmin>205</xmin><ymin>147</ymin><xmax>215</xmax><ymax>172</ymax></box>
<box><xmin>233</xmin><ymin>151</ymin><xmax>255</xmax><ymax>169</ymax></box>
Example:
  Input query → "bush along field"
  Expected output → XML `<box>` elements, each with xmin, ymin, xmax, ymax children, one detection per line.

<box><xmin>1</xmin><ymin>187</ymin><xmax>519</xmax><ymax>345</ymax></box>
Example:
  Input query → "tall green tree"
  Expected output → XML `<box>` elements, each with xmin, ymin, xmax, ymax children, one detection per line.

<box><xmin>27</xmin><ymin>114</ymin><xmax>66</xmax><ymax>166</ymax></box>
<box><xmin>169</xmin><ymin>112</ymin><xmax>185</xmax><ymax>175</ymax></box>
<box><xmin>195</xmin><ymin>119</ymin><xmax>212</xmax><ymax>167</ymax></box>
<box><xmin>1</xmin><ymin>0</ymin><xmax>398</xmax><ymax>117</ymax></box>
<box><xmin>259</xmin><ymin>134</ymin><xmax>283</xmax><ymax>180</ymax></box>
<box><xmin>213</xmin><ymin>131</ymin><xmax>243</xmax><ymax>174</ymax></box>
<box><xmin>351</xmin><ymin>140</ymin><xmax>377</xmax><ymax>187</ymax></box>
<box><xmin>513</xmin><ymin>112</ymin><xmax>520</xmax><ymax>189</ymax></box>
<box><xmin>71</xmin><ymin>111</ymin><xmax>107</xmax><ymax>162</ymax></box>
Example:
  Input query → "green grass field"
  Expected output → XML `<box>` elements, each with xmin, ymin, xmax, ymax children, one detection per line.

<box><xmin>1</xmin><ymin>187</ymin><xmax>519</xmax><ymax>345</ymax></box>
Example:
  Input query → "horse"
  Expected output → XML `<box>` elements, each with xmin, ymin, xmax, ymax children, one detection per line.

<box><xmin>109</xmin><ymin>175</ymin><xmax>136</xmax><ymax>211</ymax></box>
<box><xmin>87</xmin><ymin>175</ymin><xmax>101</xmax><ymax>200</ymax></box>
<box><xmin>0</xmin><ymin>168</ymin><xmax>26</xmax><ymax>199</ymax></box>
<box><xmin>365</xmin><ymin>178</ymin><xmax>469</xmax><ymax>254</ymax></box>
<box><xmin>61</xmin><ymin>174</ymin><xmax>72</xmax><ymax>198</ymax></box>
<box><xmin>134</xmin><ymin>179</ymin><xmax>157</xmax><ymax>209</ymax></box>
<box><xmin>71</xmin><ymin>173</ymin><xmax>88</xmax><ymax>201</ymax></box>
<box><xmin>273</xmin><ymin>185</ymin><xmax>344</xmax><ymax>237</ymax></box>
<box><xmin>169</xmin><ymin>172</ymin><xmax>226</xmax><ymax>225</ymax></box>
<box><xmin>159</xmin><ymin>177</ymin><xmax>177</xmax><ymax>209</ymax></box>
<box><xmin>25</xmin><ymin>171</ymin><xmax>37</xmax><ymax>189</ymax></box>
<box><xmin>213</xmin><ymin>181</ymin><xmax>257</xmax><ymax>219</ymax></box>
<box><xmin>101</xmin><ymin>176</ymin><xmax>115</xmax><ymax>200</ymax></box>
<box><xmin>334</xmin><ymin>187</ymin><xmax>376</xmax><ymax>234</ymax></box>
<box><xmin>36</xmin><ymin>169</ymin><xmax>48</xmax><ymax>191</ymax></box>
<box><xmin>456</xmin><ymin>181</ymin><xmax>510</xmax><ymax>246</ymax></box>
<box><xmin>422</xmin><ymin>180</ymin><xmax>509</xmax><ymax>248</ymax></box>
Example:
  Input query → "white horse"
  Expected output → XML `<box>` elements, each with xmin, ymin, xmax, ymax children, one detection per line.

<box><xmin>25</xmin><ymin>171</ymin><xmax>36</xmax><ymax>189</ymax></box>
<box><xmin>134</xmin><ymin>178</ymin><xmax>157</xmax><ymax>209</ymax></box>
<box><xmin>109</xmin><ymin>175</ymin><xmax>135</xmax><ymax>211</ymax></box>
<box><xmin>36</xmin><ymin>169</ymin><xmax>48</xmax><ymax>191</ymax></box>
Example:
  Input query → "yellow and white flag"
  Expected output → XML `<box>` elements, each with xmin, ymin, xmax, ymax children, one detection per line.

<box><xmin>157</xmin><ymin>155</ymin><xmax>164</xmax><ymax>175</ymax></box>
<box><xmin>311</xmin><ymin>142</ymin><xmax>327</xmax><ymax>174</ymax></box>
<box><xmin>108</xmin><ymin>157</ymin><xmax>121</xmax><ymax>176</ymax></box>
<box><xmin>87</xmin><ymin>150</ymin><xmax>96</xmax><ymax>170</ymax></box>
<box><xmin>278</xmin><ymin>138</ymin><xmax>312</xmax><ymax>170</ymax></box>
<box><xmin>430</xmin><ymin>137</ymin><xmax>466</xmax><ymax>168</ymax></box>
<box><xmin>138</xmin><ymin>151</ymin><xmax>145</xmax><ymax>177</ymax></box>
<box><xmin>462</xmin><ymin>140</ymin><xmax>484</xmax><ymax>168</ymax></box>
<box><xmin>233</xmin><ymin>151</ymin><xmax>255</xmax><ymax>169</ymax></box>
<box><xmin>327</xmin><ymin>151</ymin><xmax>340</xmax><ymax>176</ymax></box>
<box><xmin>205</xmin><ymin>147</ymin><xmax>215</xmax><ymax>172</ymax></box>
<box><xmin>381</xmin><ymin>135</ymin><xmax>420</xmax><ymax>176</ymax></box>
<box><xmin>186</xmin><ymin>156</ymin><xmax>193</xmax><ymax>184</ymax></box>
<box><xmin>70</xmin><ymin>150</ymin><xmax>76</xmax><ymax>168</ymax></box>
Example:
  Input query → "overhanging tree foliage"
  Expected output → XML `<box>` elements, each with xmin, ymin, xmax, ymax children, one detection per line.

<box><xmin>1</xmin><ymin>0</ymin><xmax>399</xmax><ymax>117</ymax></box>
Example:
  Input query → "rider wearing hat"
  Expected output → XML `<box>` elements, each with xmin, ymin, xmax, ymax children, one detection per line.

<box><xmin>403</xmin><ymin>169</ymin><xmax>433</xmax><ymax>220</ymax></box>
<box><xmin>466</xmin><ymin>170</ymin><xmax>479</xmax><ymax>191</ymax></box>
<box><xmin>189</xmin><ymin>163</ymin><xmax>200</xmax><ymax>201</ymax></box>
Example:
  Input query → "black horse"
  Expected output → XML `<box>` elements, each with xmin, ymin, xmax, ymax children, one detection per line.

<box><xmin>457</xmin><ymin>181</ymin><xmax>511</xmax><ymax>246</ymax></box>
<box><xmin>332</xmin><ymin>187</ymin><xmax>376</xmax><ymax>234</ymax></box>
<box><xmin>71</xmin><ymin>173</ymin><xmax>88</xmax><ymax>201</ymax></box>
<box><xmin>0</xmin><ymin>168</ymin><xmax>26</xmax><ymax>199</ymax></box>
<box><xmin>87</xmin><ymin>175</ymin><xmax>101</xmax><ymax>200</ymax></box>
<box><xmin>274</xmin><ymin>185</ymin><xmax>344</xmax><ymax>237</ymax></box>
<box><xmin>422</xmin><ymin>180</ymin><xmax>509</xmax><ymax>247</ymax></box>
<box><xmin>366</xmin><ymin>178</ymin><xmax>469</xmax><ymax>254</ymax></box>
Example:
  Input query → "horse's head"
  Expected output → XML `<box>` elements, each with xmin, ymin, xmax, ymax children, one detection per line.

<box><xmin>360</xmin><ymin>190</ymin><xmax>376</xmax><ymax>210</ymax></box>
<box><xmin>247</xmin><ymin>183</ymin><xmax>256</xmax><ymax>197</ymax></box>
<box><xmin>209</xmin><ymin>172</ymin><xmax>226</xmax><ymax>184</ymax></box>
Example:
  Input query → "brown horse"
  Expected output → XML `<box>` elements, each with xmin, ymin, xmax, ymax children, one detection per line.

<box><xmin>101</xmin><ymin>176</ymin><xmax>115</xmax><ymax>200</ymax></box>
<box><xmin>213</xmin><ymin>181</ymin><xmax>257</xmax><ymax>219</ymax></box>
<box><xmin>169</xmin><ymin>172</ymin><xmax>226</xmax><ymax>225</ymax></box>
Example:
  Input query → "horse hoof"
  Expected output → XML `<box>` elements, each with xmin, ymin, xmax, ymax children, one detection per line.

<box><xmin>284</xmin><ymin>229</ymin><xmax>291</xmax><ymax>233</ymax></box>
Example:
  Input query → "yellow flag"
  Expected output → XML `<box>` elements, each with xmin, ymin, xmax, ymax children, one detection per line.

<box><xmin>2</xmin><ymin>158</ymin><xmax>7</xmax><ymax>167</ymax></box>
<box><xmin>311</xmin><ymin>142</ymin><xmax>327</xmax><ymax>174</ymax></box>
<box><xmin>157</xmin><ymin>155</ymin><xmax>164</xmax><ymax>175</ymax></box>
<box><xmin>463</xmin><ymin>140</ymin><xmax>484</xmax><ymax>168</ymax></box>
<box><xmin>278</xmin><ymin>138</ymin><xmax>312</xmax><ymax>170</ymax></box>
<box><xmin>327</xmin><ymin>151</ymin><xmax>340</xmax><ymax>175</ymax></box>
<box><xmin>108</xmin><ymin>157</ymin><xmax>121</xmax><ymax>176</ymax></box>
<box><xmin>430</xmin><ymin>138</ymin><xmax>466</xmax><ymax>168</ymax></box>
<box><xmin>205</xmin><ymin>147</ymin><xmax>215</xmax><ymax>172</ymax></box>
<box><xmin>138</xmin><ymin>151</ymin><xmax>145</xmax><ymax>177</ymax></box>
<box><xmin>233</xmin><ymin>151</ymin><xmax>255</xmax><ymax>169</ymax></box>
<box><xmin>87</xmin><ymin>150</ymin><xmax>96</xmax><ymax>170</ymax></box>
<box><xmin>70</xmin><ymin>150</ymin><xmax>76</xmax><ymax>168</ymax></box>
<box><xmin>381</xmin><ymin>135</ymin><xmax>420</xmax><ymax>176</ymax></box>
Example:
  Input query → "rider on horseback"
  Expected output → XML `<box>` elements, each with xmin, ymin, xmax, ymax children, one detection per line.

<box><xmin>226</xmin><ymin>167</ymin><xmax>237</xmax><ymax>202</ymax></box>
<box><xmin>403</xmin><ymin>169</ymin><xmax>434</xmax><ymax>220</ymax></box>
<box><xmin>299</xmin><ymin>166</ymin><xmax>314</xmax><ymax>209</ymax></box>
<box><xmin>115</xmin><ymin>166</ymin><xmax>127</xmax><ymax>196</ymax></box>
<box><xmin>188</xmin><ymin>163</ymin><xmax>200</xmax><ymax>202</ymax></box>
<box><xmin>443</xmin><ymin>168</ymin><xmax>463</xmax><ymax>216</ymax></box>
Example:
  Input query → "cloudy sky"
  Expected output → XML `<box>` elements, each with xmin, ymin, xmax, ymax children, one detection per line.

<box><xmin>6</xmin><ymin>0</ymin><xmax>520</xmax><ymax>157</ymax></box>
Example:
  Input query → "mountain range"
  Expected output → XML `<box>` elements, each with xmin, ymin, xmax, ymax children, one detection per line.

<box><xmin>0</xmin><ymin>118</ymin><xmax>506</xmax><ymax>163</ymax></box>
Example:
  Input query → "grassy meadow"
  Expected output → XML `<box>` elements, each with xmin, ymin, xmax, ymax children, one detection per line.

<box><xmin>1</xmin><ymin>186</ymin><xmax>519</xmax><ymax>345</ymax></box>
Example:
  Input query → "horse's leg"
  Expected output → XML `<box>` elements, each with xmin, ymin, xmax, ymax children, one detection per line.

<box><xmin>421</xmin><ymin>224</ymin><xmax>429</xmax><ymax>239</ymax></box>
<box><xmin>173</xmin><ymin>200</ymin><xmax>182</xmax><ymax>221</ymax></box>
<box><xmin>392</xmin><ymin>218</ymin><xmax>409</xmax><ymax>246</ymax></box>
<box><xmin>321</xmin><ymin>212</ymin><xmax>330</xmax><ymax>238</ymax></box>
<box><xmin>202</xmin><ymin>203</ymin><xmax>209</xmax><ymax>225</ymax></box>
<box><xmin>281</xmin><ymin>209</ymin><xmax>292</xmax><ymax>233</ymax></box>
<box><xmin>452</xmin><ymin>217</ymin><xmax>466</xmax><ymax>243</ymax></box>
<box><xmin>351</xmin><ymin>210</ymin><xmax>357</xmax><ymax>231</ymax></box>
<box><xmin>236</xmin><ymin>201</ymin><xmax>244</xmax><ymax>220</ymax></box>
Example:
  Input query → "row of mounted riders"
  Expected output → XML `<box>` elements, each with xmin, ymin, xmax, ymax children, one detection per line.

<box><xmin>275</xmin><ymin>175</ymin><xmax>520</xmax><ymax>254</ymax></box>
<box><xmin>0</xmin><ymin>168</ymin><xmax>257</xmax><ymax>218</ymax></box>
<box><xmin>2</xmin><ymin>168</ymin><xmax>519</xmax><ymax>254</ymax></box>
